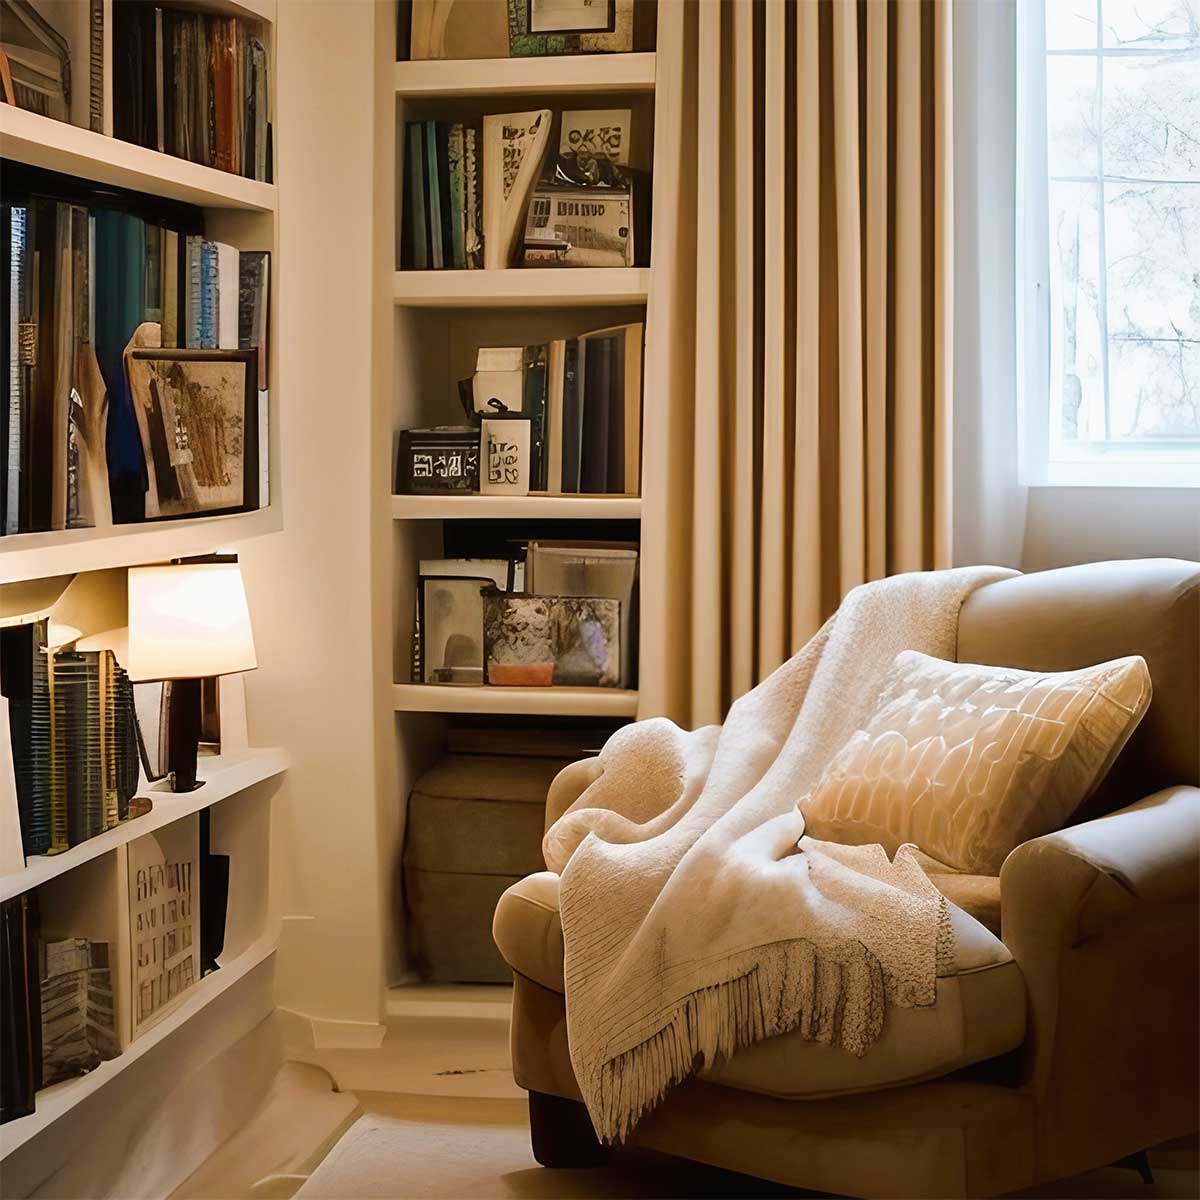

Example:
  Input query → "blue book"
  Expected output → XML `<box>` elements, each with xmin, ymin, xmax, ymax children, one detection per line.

<box><xmin>424</xmin><ymin>119</ymin><xmax>443</xmax><ymax>269</ymax></box>
<box><xmin>199</xmin><ymin>240</ymin><xmax>217</xmax><ymax>349</ymax></box>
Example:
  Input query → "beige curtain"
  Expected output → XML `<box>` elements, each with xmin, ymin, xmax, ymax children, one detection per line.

<box><xmin>640</xmin><ymin>0</ymin><xmax>953</xmax><ymax>728</ymax></box>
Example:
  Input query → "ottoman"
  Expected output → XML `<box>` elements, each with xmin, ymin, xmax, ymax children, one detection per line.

<box><xmin>402</xmin><ymin>752</ymin><xmax>572</xmax><ymax>982</ymax></box>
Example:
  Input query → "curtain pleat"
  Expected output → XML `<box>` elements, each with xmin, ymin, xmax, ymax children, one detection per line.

<box><xmin>641</xmin><ymin>0</ymin><xmax>953</xmax><ymax>728</ymax></box>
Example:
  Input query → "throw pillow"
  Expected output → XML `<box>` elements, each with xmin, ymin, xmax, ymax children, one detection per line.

<box><xmin>800</xmin><ymin>650</ymin><xmax>1152</xmax><ymax>874</ymax></box>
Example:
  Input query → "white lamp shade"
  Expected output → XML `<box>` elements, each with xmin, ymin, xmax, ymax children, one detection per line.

<box><xmin>127</xmin><ymin>563</ymin><xmax>258</xmax><ymax>682</ymax></box>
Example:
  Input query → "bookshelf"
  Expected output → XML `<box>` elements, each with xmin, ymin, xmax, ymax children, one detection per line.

<box><xmin>394</xmin><ymin>51</ymin><xmax>656</xmax><ymax>98</ymax></box>
<box><xmin>392</xmin><ymin>683</ymin><xmax>639</xmax><ymax>718</ymax></box>
<box><xmin>0</xmin><ymin>0</ymin><xmax>284</xmax><ymax>1168</ymax></box>
<box><xmin>393</xmin><ymin>266</ymin><xmax>650</xmax><ymax>307</ymax></box>
<box><xmin>380</xmin><ymin>22</ymin><xmax>664</xmax><ymax>1003</ymax></box>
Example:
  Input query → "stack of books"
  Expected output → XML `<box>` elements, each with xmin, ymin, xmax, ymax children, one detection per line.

<box><xmin>542</xmin><ymin>321</ymin><xmax>643</xmax><ymax>495</ymax></box>
<box><xmin>400</xmin><ymin>121</ymin><xmax>484</xmax><ymax>271</ymax></box>
<box><xmin>1</xmin><ymin>189</ymin><xmax>270</xmax><ymax>535</ymax></box>
<box><xmin>111</xmin><ymin>1</ymin><xmax>271</xmax><ymax>181</ymax></box>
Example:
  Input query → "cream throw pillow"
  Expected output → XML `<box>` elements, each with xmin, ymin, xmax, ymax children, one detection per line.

<box><xmin>801</xmin><ymin>650</ymin><xmax>1152</xmax><ymax>874</ymax></box>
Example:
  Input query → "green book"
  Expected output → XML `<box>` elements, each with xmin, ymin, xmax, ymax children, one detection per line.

<box><xmin>406</xmin><ymin>122</ymin><xmax>428</xmax><ymax>270</ymax></box>
<box><xmin>424</xmin><ymin>119</ymin><xmax>443</xmax><ymax>269</ymax></box>
<box><xmin>447</xmin><ymin>124</ymin><xmax>466</xmax><ymax>271</ymax></box>
<box><xmin>524</xmin><ymin>343</ymin><xmax>548</xmax><ymax>491</ymax></box>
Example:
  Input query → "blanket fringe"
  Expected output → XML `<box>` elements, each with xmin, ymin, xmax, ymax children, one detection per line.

<box><xmin>590</xmin><ymin>937</ymin><xmax>886</xmax><ymax>1143</ymax></box>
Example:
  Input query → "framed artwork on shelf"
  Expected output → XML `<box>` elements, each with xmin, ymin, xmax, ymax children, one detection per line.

<box><xmin>483</xmin><ymin>592</ymin><xmax>620</xmax><ymax>687</ymax></box>
<box><xmin>418</xmin><ymin>576</ymin><xmax>494</xmax><ymax>686</ymax></box>
<box><xmin>126</xmin><ymin>348</ymin><xmax>260</xmax><ymax>521</ymax></box>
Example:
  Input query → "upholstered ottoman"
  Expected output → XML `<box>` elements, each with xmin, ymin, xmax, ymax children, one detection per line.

<box><xmin>403</xmin><ymin>753</ymin><xmax>571</xmax><ymax>982</ymax></box>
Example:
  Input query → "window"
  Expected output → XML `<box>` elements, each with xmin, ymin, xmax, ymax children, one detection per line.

<box><xmin>1017</xmin><ymin>0</ymin><xmax>1200</xmax><ymax>486</ymax></box>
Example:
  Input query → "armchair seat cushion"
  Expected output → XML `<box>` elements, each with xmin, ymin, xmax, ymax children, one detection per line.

<box><xmin>494</xmin><ymin>870</ymin><xmax>1025</xmax><ymax>1100</ymax></box>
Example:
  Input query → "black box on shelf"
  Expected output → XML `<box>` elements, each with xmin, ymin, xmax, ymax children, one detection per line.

<box><xmin>396</xmin><ymin>427</ymin><xmax>481</xmax><ymax>494</ymax></box>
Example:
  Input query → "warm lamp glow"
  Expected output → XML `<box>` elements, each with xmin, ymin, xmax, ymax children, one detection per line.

<box><xmin>127</xmin><ymin>563</ymin><xmax>257</xmax><ymax>682</ymax></box>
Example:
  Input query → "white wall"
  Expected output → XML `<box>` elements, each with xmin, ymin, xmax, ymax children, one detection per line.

<box><xmin>235</xmin><ymin>0</ymin><xmax>386</xmax><ymax>1028</ymax></box>
<box><xmin>1021</xmin><ymin>488</ymin><xmax>1199</xmax><ymax>571</ymax></box>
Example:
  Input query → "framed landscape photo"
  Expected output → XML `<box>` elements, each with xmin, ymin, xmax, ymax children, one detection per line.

<box><xmin>126</xmin><ymin>348</ymin><xmax>259</xmax><ymax>520</ymax></box>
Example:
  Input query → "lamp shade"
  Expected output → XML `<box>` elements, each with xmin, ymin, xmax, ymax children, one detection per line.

<box><xmin>127</xmin><ymin>563</ymin><xmax>257</xmax><ymax>682</ymax></box>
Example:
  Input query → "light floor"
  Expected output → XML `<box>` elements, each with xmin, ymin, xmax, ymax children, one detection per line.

<box><xmin>179</xmin><ymin>992</ymin><xmax>1198</xmax><ymax>1200</ymax></box>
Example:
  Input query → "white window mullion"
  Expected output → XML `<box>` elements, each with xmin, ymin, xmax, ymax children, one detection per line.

<box><xmin>1094</xmin><ymin>0</ymin><xmax>1113</xmax><ymax>443</ymax></box>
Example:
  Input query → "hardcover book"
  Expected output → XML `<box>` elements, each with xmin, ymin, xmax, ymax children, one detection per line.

<box><xmin>482</xmin><ymin>109</ymin><xmax>552</xmax><ymax>270</ymax></box>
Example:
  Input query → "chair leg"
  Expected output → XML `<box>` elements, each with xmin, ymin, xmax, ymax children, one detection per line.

<box><xmin>1113</xmin><ymin>1149</ymin><xmax>1155</xmax><ymax>1185</ymax></box>
<box><xmin>528</xmin><ymin>1090</ymin><xmax>608</xmax><ymax>1167</ymax></box>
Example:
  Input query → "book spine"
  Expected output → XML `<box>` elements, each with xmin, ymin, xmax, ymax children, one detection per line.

<box><xmin>89</xmin><ymin>0</ymin><xmax>104</xmax><ymax>133</ymax></box>
<box><xmin>405</xmin><ymin>123</ymin><xmax>428</xmax><ymax>270</ymax></box>
<box><xmin>436</xmin><ymin>122</ymin><xmax>453</xmax><ymax>270</ymax></box>
<box><xmin>155</xmin><ymin>8</ymin><xmax>165</xmax><ymax>154</ymax></box>
<box><xmin>448</xmin><ymin>124</ymin><xmax>466</xmax><ymax>271</ymax></box>
<box><xmin>525</xmin><ymin>344</ymin><xmax>548</xmax><ymax>492</ymax></box>
<box><xmin>162</xmin><ymin>229</ymin><xmax>178</xmax><ymax>348</ymax></box>
<box><xmin>7</xmin><ymin>207</ymin><xmax>24</xmax><ymax>534</ymax></box>
<box><xmin>185</xmin><ymin>235</ymin><xmax>201</xmax><ymax>348</ymax></box>
<box><xmin>581</xmin><ymin>336</ymin><xmax>612</xmax><ymax>494</ymax></box>
<box><xmin>464</xmin><ymin>126</ymin><xmax>483</xmax><ymax>269</ymax></box>
<box><xmin>199</xmin><ymin>241</ymin><xmax>217</xmax><ymax>349</ymax></box>
<box><xmin>561</xmin><ymin>338</ymin><xmax>582</xmax><ymax>494</ymax></box>
<box><xmin>253</xmin><ymin>40</ymin><xmax>268</xmax><ymax>181</ymax></box>
<box><xmin>425</xmin><ymin>120</ymin><xmax>443</xmax><ymax>270</ymax></box>
<box><xmin>216</xmin><ymin>242</ymin><xmax>239</xmax><ymax>350</ymax></box>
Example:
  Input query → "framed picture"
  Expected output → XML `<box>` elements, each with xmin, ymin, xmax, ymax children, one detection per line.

<box><xmin>126</xmin><ymin>349</ymin><xmax>259</xmax><ymax>520</ymax></box>
<box><xmin>527</xmin><ymin>0</ymin><xmax>614</xmax><ymax>35</ymax></box>
<box><xmin>484</xmin><ymin>593</ymin><xmax>619</xmax><ymax>687</ymax></box>
<box><xmin>396</xmin><ymin>427</ymin><xmax>480</xmax><ymax>494</ymax></box>
<box><xmin>418</xmin><ymin>576</ymin><xmax>494</xmax><ymax>686</ymax></box>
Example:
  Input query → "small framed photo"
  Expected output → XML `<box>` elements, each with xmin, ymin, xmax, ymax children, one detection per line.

<box><xmin>126</xmin><ymin>348</ymin><xmax>259</xmax><ymax>520</ymax></box>
<box><xmin>419</xmin><ymin>576</ymin><xmax>494</xmax><ymax>685</ymax></box>
<box><xmin>484</xmin><ymin>592</ymin><xmax>620</xmax><ymax>687</ymax></box>
<box><xmin>528</xmin><ymin>0</ymin><xmax>614</xmax><ymax>35</ymax></box>
<box><xmin>480</xmin><ymin>417</ymin><xmax>531</xmax><ymax>496</ymax></box>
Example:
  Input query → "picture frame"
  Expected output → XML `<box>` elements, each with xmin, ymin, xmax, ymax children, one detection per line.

<box><xmin>396</xmin><ymin>427</ymin><xmax>481</xmax><ymax>494</ymax></box>
<box><xmin>418</xmin><ymin>576</ymin><xmax>495</xmax><ymax>686</ymax></box>
<box><xmin>126</xmin><ymin>348</ymin><xmax>259</xmax><ymax>521</ymax></box>
<box><xmin>527</xmin><ymin>0</ymin><xmax>614</xmax><ymax>35</ymax></box>
<box><xmin>483</xmin><ymin>592</ymin><xmax>620</xmax><ymax>687</ymax></box>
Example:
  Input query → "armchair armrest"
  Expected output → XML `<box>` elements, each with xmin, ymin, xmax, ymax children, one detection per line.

<box><xmin>1000</xmin><ymin>786</ymin><xmax>1199</xmax><ymax>1178</ymax></box>
<box><xmin>544</xmin><ymin>757</ymin><xmax>604</xmax><ymax>836</ymax></box>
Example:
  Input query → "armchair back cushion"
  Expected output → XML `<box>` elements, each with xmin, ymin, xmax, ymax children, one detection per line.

<box><xmin>957</xmin><ymin>558</ymin><xmax>1199</xmax><ymax>823</ymax></box>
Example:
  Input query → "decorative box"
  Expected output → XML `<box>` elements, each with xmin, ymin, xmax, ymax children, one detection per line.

<box><xmin>396</xmin><ymin>427</ymin><xmax>480</xmax><ymax>494</ymax></box>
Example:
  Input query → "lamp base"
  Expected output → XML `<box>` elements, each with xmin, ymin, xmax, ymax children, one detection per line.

<box><xmin>167</xmin><ymin>678</ymin><xmax>205</xmax><ymax>794</ymax></box>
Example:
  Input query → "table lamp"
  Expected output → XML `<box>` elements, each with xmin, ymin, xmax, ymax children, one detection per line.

<box><xmin>127</xmin><ymin>560</ymin><xmax>257</xmax><ymax>793</ymax></box>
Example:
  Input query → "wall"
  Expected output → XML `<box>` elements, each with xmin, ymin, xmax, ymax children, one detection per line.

<box><xmin>234</xmin><ymin>0</ymin><xmax>386</xmax><ymax>1029</ymax></box>
<box><xmin>1021</xmin><ymin>488</ymin><xmax>1199</xmax><ymax>571</ymax></box>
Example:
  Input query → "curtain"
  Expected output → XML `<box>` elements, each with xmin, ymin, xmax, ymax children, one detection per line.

<box><xmin>640</xmin><ymin>0</ymin><xmax>954</xmax><ymax>729</ymax></box>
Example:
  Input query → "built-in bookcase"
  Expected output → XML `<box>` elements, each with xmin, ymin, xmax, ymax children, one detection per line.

<box><xmin>381</xmin><ymin>22</ymin><xmax>665</xmax><ymax>987</ymax></box>
<box><xmin>0</xmin><ymin>0</ymin><xmax>286</xmax><ymax>1160</ymax></box>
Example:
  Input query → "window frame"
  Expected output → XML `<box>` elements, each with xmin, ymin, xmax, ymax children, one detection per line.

<box><xmin>1015</xmin><ymin>0</ymin><xmax>1200</xmax><ymax>488</ymax></box>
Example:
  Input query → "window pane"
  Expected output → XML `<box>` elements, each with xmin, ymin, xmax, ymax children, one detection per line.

<box><xmin>1047</xmin><ymin>56</ymin><xmax>1100</xmax><ymax>177</ymax></box>
<box><xmin>1109</xmin><ymin>337</ymin><xmax>1200</xmax><ymax>438</ymax></box>
<box><xmin>1105</xmin><ymin>181</ymin><xmax>1199</xmax><ymax>341</ymax></box>
<box><xmin>1101</xmin><ymin>0</ymin><xmax>1200</xmax><ymax>50</ymax></box>
<box><xmin>1047</xmin><ymin>0</ymin><xmax>1100</xmax><ymax>50</ymax></box>
<box><xmin>1104</xmin><ymin>55</ymin><xmax>1200</xmax><ymax>181</ymax></box>
<box><xmin>1048</xmin><ymin>181</ymin><xmax>1108</xmax><ymax>444</ymax></box>
<box><xmin>1104</xmin><ymin>180</ymin><xmax>1200</xmax><ymax>439</ymax></box>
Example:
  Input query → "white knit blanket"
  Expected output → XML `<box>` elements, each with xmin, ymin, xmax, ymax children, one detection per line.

<box><xmin>543</xmin><ymin>567</ymin><xmax>1015</xmax><ymax>1142</ymax></box>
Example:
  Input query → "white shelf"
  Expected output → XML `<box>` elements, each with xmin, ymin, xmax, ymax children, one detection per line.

<box><xmin>391</xmin><ymin>494</ymin><xmax>641</xmax><ymax>520</ymax></box>
<box><xmin>0</xmin><ymin>936</ymin><xmax>277</xmax><ymax>1158</ymax></box>
<box><xmin>0</xmin><ymin>748</ymin><xmax>289</xmax><ymax>903</ymax></box>
<box><xmin>394</xmin><ymin>52</ymin><xmax>656</xmax><ymax>98</ymax></box>
<box><xmin>0</xmin><ymin>506</ymin><xmax>282</xmax><ymax>586</ymax></box>
<box><xmin>393</xmin><ymin>683</ymin><xmax>637</xmax><ymax>717</ymax></box>
<box><xmin>393</xmin><ymin>268</ymin><xmax>649</xmax><ymax>308</ymax></box>
<box><xmin>0</xmin><ymin>107</ymin><xmax>276</xmax><ymax>212</ymax></box>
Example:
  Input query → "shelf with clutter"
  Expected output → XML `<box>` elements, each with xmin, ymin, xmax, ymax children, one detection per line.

<box><xmin>0</xmin><ymin>160</ymin><xmax>275</xmax><ymax>577</ymax></box>
<box><xmin>0</xmin><ymin>557</ymin><xmax>283</xmax><ymax>1146</ymax></box>
<box><xmin>0</xmin><ymin>0</ymin><xmax>274</xmax><ymax>187</ymax></box>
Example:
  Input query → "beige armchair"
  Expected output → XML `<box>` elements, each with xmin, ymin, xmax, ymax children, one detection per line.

<box><xmin>493</xmin><ymin>559</ymin><xmax>1200</xmax><ymax>1198</ymax></box>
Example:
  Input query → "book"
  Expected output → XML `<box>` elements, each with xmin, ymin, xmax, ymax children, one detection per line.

<box><xmin>215</xmin><ymin>241</ymin><xmax>239</xmax><ymax>351</ymax></box>
<box><xmin>585</xmin><ymin>320</ymin><xmax>643</xmax><ymax>495</ymax></box>
<box><xmin>0</xmin><ymin>892</ymin><xmax>41</xmax><ymax>1126</ymax></box>
<box><xmin>405</xmin><ymin>123</ymin><xmax>429</xmax><ymax>270</ymax></box>
<box><xmin>425</xmin><ymin>119</ymin><xmax>444</xmax><ymax>270</ymax></box>
<box><xmin>185</xmin><ymin>234</ymin><xmax>202</xmax><ymax>349</ymax></box>
<box><xmin>580</xmin><ymin>334</ymin><xmax>614</xmax><ymax>494</ymax></box>
<box><xmin>544</xmin><ymin>339</ymin><xmax>566</xmax><ymax>494</ymax></box>
<box><xmin>238</xmin><ymin>250</ymin><xmax>270</xmax><ymax>390</ymax></box>
<box><xmin>464</xmin><ymin>126</ymin><xmax>483</xmax><ymax>269</ymax></box>
<box><xmin>447</xmin><ymin>124</ymin><xmax>466</xmax><ymax>271</ymax></box>
<box><xmin>560</xmin><ymin>338</ymin><xmax>583</xmax><ymax>493</ymax></box>
<box><xmin>199</xmin><ymin>240</ymin><xmax>218</xmax><ymax>349</ymax></box>
<box><xmin>524</xmin><ymin>343</ymin><xmax>548</xmax><ymax>491</ymax></box>
<box><xmin>435</xmin><ymin>121</ymin><xmax>453</xmax><ymax>269</ymax></box>
<box><xmin>162</xmin><ymin>228</ymin><xmax>178</xmax><ymax>348</ymax></box>
<box><xmin>482</xmin><ymin>109</ymin><xmax>552</xmax><ymax>270</ymax></box>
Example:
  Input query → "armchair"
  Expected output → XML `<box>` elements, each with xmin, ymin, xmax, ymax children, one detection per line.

<box><xmin>494</xmin><ymin>558</ymin><xmax>1200</xmax><ymax>1198</ymax></box>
